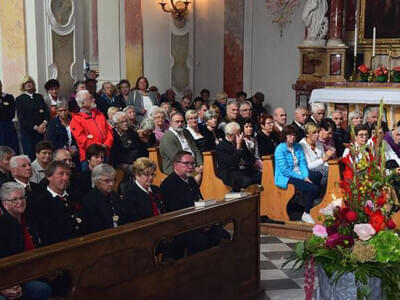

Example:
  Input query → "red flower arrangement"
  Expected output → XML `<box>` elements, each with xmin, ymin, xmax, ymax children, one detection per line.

<box><xmin>357</xmin><ymin>64</ymin><xmax>369</xmax><ymax>74</ymax></box>
<box><xmin>374</xmin><ymin>66</ymin><xmax>389</xmax><ymax>76</ymax></box>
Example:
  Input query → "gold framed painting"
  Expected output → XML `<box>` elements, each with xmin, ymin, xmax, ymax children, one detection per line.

<box><xmin>359</xmin><ymin>0</ymin><xmax>400</xmax><ymax>45</ymax></box>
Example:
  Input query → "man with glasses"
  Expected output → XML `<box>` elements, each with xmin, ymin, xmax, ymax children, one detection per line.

<box><xmin>161</xmin><ymin>151</ymin><xmax>230</xmax><ymax>258</ymax></box>
<box><xmin>307</xmin><ymin>102</ymin><xmax>325</xmax><ymax>126</ymax></box>
<box><xmin>239</xmin><ymin>101</ymin><xmax>253</xmax><ymax>122</ymax></box>
<box><xmin>160</xmin><ymin>112</ymin><xmax>202</xmax><ymax>175</ymax></box>
<box><xmin>0</xmin><ymin>182</ymin><xmax>52</xmax><ymax>300</ymax></box>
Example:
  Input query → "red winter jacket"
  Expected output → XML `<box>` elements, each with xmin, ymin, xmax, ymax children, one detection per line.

<box><xmin>70</xmin><ymin>109</ymin><xmax>114</xmax><ymax>161</ymax></box>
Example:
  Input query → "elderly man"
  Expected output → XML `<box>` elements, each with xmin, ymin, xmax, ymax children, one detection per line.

<box><xmin>216</xmin><ymin>122</ymin><xmax>261</xmax><ymax>192</ymax></box>
<box><xmin>218</xmin><ymin>99</ymin><xmax>240</xmax><ymax>131</ymax></box>
<box><xmin>307</xmin><ymin>102</ymin><xmax>325</xmax><ymax>125</ymax></box>
<box><xmin>160</xmin><ymin>112</ymin><xmax>202</xmax><ymax>175</ymax></box>
<box><xmin>160</xmin><ymin>151</ymin><xmax>230</xmax><ymax>257</ymax></box>
<box><xmin>0</xmin><ymin>146</ymin><xmax>15</xmax><ymax>187</ymax></box>
<box><xmin>330</xmin><ymin>110</ymin><xmax>350</xmax><ymax>156</ymax></box>
<box><xmin>36</xmin><ymin>161</ymin><xmax>84</xmax><ymax>246</ymax></box>
<box><xmin>239</xmin><ymin>101</ymin><xmax>253</xmax><ymax>121</ymax></box>
<box><xmin>0</xmin><ymin>182</ymin><xmax>52</xmax><ymax>300</ymax></box>
<box><xmin>364</xmin><ymin>106</ymin><xmax>389</xmax><ymax>132</ymax></box>
<box><xmin>291</xmin><ymin>107</ymin><xmax>308</xmax><ymax>142</ymax></box>
<box><xmin>273</xmin><ymin>107</ymin><xmax>287</xmax><ymax>133</ymax></box>
<box><xmin>83</xmin><ymin>164</ymin><xmax>132</xmax><ymax>233</ymax></box>
<box><xmin>111</xmin><ymin>111</ymin><xmax>146</xmax><ymax>175</ymax></box>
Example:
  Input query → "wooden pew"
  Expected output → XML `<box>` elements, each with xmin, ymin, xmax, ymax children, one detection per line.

<box><xmin>148</xmin><ymin>147</ymin><xmax>168</xmax><ymax>186</ymax></box>
<box><xmin>200</xmin><ymin>151</ymin><xmax>231</xmax><ymax>200</ymax></box>
<box><xmin>0</xmin><ymin>195</ymin><xmax>263</xmax><ymax>300</ymax></box>
<box><xmin>311</xmin><ymin>158</ymin><xmax>344</xmax><ymax>223</ymax></box>
<box><xmin>260</xmin><ymin>155</ymin><xmax>295</xmax><ymax>222</ymax></box>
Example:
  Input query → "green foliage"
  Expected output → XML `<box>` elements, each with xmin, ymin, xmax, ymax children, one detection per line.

<box><xmin>370</xmin><ymin>231</ymin><xmax>400</xmax><ymax>263</ymax></box>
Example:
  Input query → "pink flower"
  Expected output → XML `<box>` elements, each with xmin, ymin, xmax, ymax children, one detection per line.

<box><xmin>312</xmin><ymin>225</ymin><xmax>328</xmax><ymax>238</ymax></box>
<box><xmin>365</xmin><ymin>200</ymin><xmax>374</xmax><ymax>209</ymax></box>
<box><xmin>353</xmin><ymin>224</ymin><xmax>376</xmax><ymax>241</ymax></box>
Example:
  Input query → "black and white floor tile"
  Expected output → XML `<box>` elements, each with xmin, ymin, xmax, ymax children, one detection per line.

<box><xmin>257</xmin><ymin>235</ymin><xmax>318</xmax><ymax>300</ymax></box>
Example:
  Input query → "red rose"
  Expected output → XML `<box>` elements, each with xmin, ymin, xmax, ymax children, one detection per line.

<box><xmin>369</xmin><ymin>210</ymin><xmax>386</xmax><ymax>232</ymax></box>
<box><xmin>364</xmin><ymin>206</ymin><xmax>373</xmax><ymax>216</ymax></box>
<box><xmin>386</xmin><ymin>219</ymin><xmax>396</xmax><ymax>229</ymax></box>
<box><xmin>376</xmin><ymin>193</ymin><xmax>386</xmax><ymax>207</ymax></box>
<box><xmin>345</xmin><ymin>211</ymin><xmax>358</xmax><ymax>222</ymax></box>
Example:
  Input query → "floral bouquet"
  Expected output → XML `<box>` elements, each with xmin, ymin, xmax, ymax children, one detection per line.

<box><xmin>358</xmin><ymin>64</ymin><xmax>370</xmax><ymax>75</ymax></box>
<box><xmin>374</xmin><ymin>66</ymin><xmax>389</xmax><ymax>82</ymax></box>
<box><xmin>393</xmin><ymin>66</ymin><xmax>400</xmax><ymax>77</ymax></box>
<box><xmin>286</xmin><ymin>101</ymin><xmax>400</xmax><ymax>299</ymax></box>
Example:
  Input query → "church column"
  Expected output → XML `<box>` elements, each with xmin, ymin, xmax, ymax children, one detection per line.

<box><xmin>327</xmin><ymin>0</ymin><xmax>345</xmax><ymax>46</ymax></box>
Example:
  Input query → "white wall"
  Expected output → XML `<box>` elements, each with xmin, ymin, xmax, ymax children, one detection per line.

<box><xmin>193</xmin><ymin>0</ymin><xmax>224</xmax><ymax>98</ymax></box>
<box><xmin>244</xmin><ymin>0</ymin><xmax>305</xmax><ymax>121</ymax></box>
<box><xmin>142</xmin><ymin>0</ymin><xmax>171</xmax><ymax>93</ymax></box>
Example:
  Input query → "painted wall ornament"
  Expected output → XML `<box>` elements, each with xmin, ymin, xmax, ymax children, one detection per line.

<box><xmin>265</xmin><ymin>0</ymin><xmax>302</xmax><ymax>37</ymax></box>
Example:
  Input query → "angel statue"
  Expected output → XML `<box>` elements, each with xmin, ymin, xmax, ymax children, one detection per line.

<box><xmin>302</xmin><ymin>0</ymin><xmax>328</xmax><ymax>43</ymax></box>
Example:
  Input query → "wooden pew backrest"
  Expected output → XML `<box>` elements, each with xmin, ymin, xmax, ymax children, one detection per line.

<box><xmin>148</xmin><ymin>147</ymin><xmax>168</xmax><ymax>186</ymax></box>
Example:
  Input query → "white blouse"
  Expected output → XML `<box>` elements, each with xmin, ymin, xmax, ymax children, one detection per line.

<box><xmin>299</xmin><ymin>137</ymin><xmax>327</xmax><ymax>170</ymax></box>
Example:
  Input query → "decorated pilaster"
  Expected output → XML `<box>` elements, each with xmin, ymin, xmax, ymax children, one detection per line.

<box><xmin>327</xmin><ymin>0</ymin><xmax>345</xmax><ymax>46</ymax></box>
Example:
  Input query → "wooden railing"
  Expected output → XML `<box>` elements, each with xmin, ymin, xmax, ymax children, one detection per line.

<box><xmin>0</xmin><ymin>195</ymin><xmax>263</xmax><ymax>300</ymax></box>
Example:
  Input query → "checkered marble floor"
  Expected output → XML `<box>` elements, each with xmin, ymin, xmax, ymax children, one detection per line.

<box><xmin>256</xmin><ymin>235</ymin><xmax>318</xmax><ymax>300</ymax></box>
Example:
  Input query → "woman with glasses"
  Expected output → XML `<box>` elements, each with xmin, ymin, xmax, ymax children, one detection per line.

<box><xmin>185</xmin><ymin>110</ymin><xmax>206</xmax><ymax>152</ymax></box>
<box><xmin>83</xmin><ymin>164</ymin><xmax>132</xmax><ymax>234</ymax></box>
<box><xmin>257</xmin><ymin>113</ymin><xmax>279</xmax><ymax>156</ymax></box>
<box><xmin>123</xmin><ymin>158</ymin><xmax>165</xmax><ymax>221</ymax></box>
<box><xmin>152</xmin><ymin>107</ymin><xmax>169</xmax><ymax>145</ymax></box>
<box><xmin>274</xmin><ymin>125</ymin><xmax>322</xmax><ymax>224</ymax></box>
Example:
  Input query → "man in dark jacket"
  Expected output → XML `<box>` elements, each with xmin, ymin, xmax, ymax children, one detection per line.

<box><xmin>216</xmin><ymin>122</ymin><xmax>261</xmax><ymax>192</ymax></box>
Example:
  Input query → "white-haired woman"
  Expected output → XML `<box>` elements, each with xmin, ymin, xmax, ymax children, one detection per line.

<box><xmin>199</xmin><ymin>110</ymin><xmax>224</xmax><ymax>151</ymax></box>
<box><xmin>151</xmin><ymin>107</ymin><xmax>169</xmax><ymax>145</ymax></box>
<box><xmin>185</xmin><ymin>109</ymin><xmax>207</xmax><ymax>152</ymax></box>
<box><xmin>83</xmin><ymin>164</ymin><xmax>132</xmax><ymax>233</ymax></box>
<box><xmin>70</xmin><ymin>90</ymin><xmax>114</xmax><ymax>170</ymax></box>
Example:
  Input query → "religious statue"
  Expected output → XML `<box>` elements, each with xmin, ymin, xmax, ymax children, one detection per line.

<box><xmin>302</xmin><ymin>0</ymin><xmax>328</xmax><ymax>44</ymax></box>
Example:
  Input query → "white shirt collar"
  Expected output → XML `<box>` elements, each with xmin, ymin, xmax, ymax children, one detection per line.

<box><xmin>25</xmin><ymin>92</ymin><xmax>33</xmax><ymax>98</ymax></box>
<box><xmin>169</xmin><ymin>127</ymin><xmax>183</xmax><ymax>136</ymax></box>
<box><xmin>15</xmin><ymin>178</ymin><xmax>28</xmax><ymax>188</ymax></box>
<box><xmin>47</xmin><ymin>186</ymin><xmax>68</xmax><ymax>198</ymax></box>
<box><xmin>135</xmin><ymin>180</ymin><xmax>152</xmax><ymax>194</ymax></box>
<box><xmin>294</xmin><ymin>120</ymin><xmax>304</xmax><ymax>129</ymax></box>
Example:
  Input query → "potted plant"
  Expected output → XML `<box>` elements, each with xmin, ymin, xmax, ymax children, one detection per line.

<box><xmin>392</xmin><ymin>66</ymin><xmax>400</xmax><ymax>83</ymax></box>
<box><xmin>374</xmin><ymin>66</ymin><xmax>389</xmax><ymax>82</ymax></box>
<box><xmin>286</xmin><ymin>101</ymin><xmax>400</xmax><ymax>300</ymax></box>
<box><xmin>358</xmin><ymin>64</ymin><xmax>370</xmax><ymax>82</ymax></box>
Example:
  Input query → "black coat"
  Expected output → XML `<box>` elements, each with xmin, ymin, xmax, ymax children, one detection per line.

<box><xmin>291</xmin><ymin>121</ymin><xmax>306</xmax><ymax>142</ymax></box>
<box><xmin>16</xmin><ymin>93</ymin><xmax>50</xmax><ymax>135</ymax></box>
<box><xmin>77</xmin><ymin>169</ymin><xmax>92</xmax><ymax>198</ymax></box>
<box><xmin>0</xmin><ymin>93</ymin><xmax>16</xmax><ymax>121</ymax></box>
<box><xmin>111</xmin><ymin>128</ymin><xmax>148</xmax><ymax>165</ymax></box>
<box><xmin>160</xmin><ymin>172</ymin><xmax>202</xmax><ymax>212</ymax></box>
<box><xmin>83</xmin><ymin>188</ymin><xmax>132</xmax><ymax>234</ymax></box>
<box><xmin>0</xmin><ymin>210</ymin><xmax>25</xmax><ymax>258</ymax></box>
<box><xmin>46</xmin><ymin>116</ymin><xmax>77</xmax><ymax>150</ymax></box>
<box><xmin>36</xmin><ymin>189</ymin><xmax>85</xmax><ymax>246</ymax></box>
<box><xmin>0</xmin><ymin>170</ymin><xmax>12</xmax><ymax>188</ymax></box>
<box><xmin>257</xmin><ymin>130</ymin><xmax>279</xmax><ymax>156</ymax></box>
<box><xmin>198</xmin><ymin>124</ymin><xmax>224</xmax><ymax>152</ymax></box>
<box><xmin>215</xmin><ymin>139</ymin><xmax>256</xmax><ymax>184</ymax></box>
<box><xmin>123</xmin><ymin>182</ymin><xmax>165</xmax><ymax>221</ymax></box>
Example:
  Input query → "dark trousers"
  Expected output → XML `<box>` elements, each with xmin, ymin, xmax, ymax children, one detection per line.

<box><xmin>288</xmin><ymin>171</ymin><xmax>322</xmax><ymax>213</ymax></box>
<box><xmin>231</xmin><ymin>169</ymin><xmax>262</xmax><ymax>192</ymax></box>
<box><xmin>20</xmin><ymin>132</ymin><xmax>44</xmax><ymax>161</ymax></box>
<box><xmin>0</xmin><ymin>121</ymin><xmax>19</xmax><ymax>154</ymax></box>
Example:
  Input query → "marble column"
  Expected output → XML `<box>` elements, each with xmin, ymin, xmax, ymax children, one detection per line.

<box><xmin>327</xmin><ymin>0</ymin><xmax>344</xmax><ymax>46</ymax></box>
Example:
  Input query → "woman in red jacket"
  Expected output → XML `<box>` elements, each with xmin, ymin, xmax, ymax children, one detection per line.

<box><xmin>70</xmin><ymin>90</ymin><xmax>113</xmax><ymax>170</ymax></box>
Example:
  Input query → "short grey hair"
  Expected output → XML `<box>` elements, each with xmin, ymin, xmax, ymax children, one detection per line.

<box><xmin>239</xmin><ymin>101</ymin><xmax>252</xmax><ymax>109</ymax></box>
<box><xmin>329</xmin><ymin>110</ymin><xmax>343</xmax><ymax>118</ymax></box>
<box><xmin>9</xmin><ymin>155</ymin><xmax>30</xmax><ymax>169</ymax></box>
<box><xmin>365</xmin><ymin>106</ymin><xmax>379</xmax><ymax>117</ymax></box>
<box><xmin>123</xmin><ymin>105</ymin><xmax>135</xmax><ymax>113</ymax></box>
<box><xmin>185</xmin><ymin>109</ymin><xmax>198</xmax><ymax>120</ymax></box>
<box><xmin>295</xmin><ymin>106</ymin><xmax>307</xmax><ymax>113</ymax></box>
<box><xmin>75</xmin><ymin>90</ymin><xmax>91</xmax><ymax>108</ymax></box>
<box><xmin>112</xmin><ymin>111</ymin><xmax>126</xmax><ymax>124</ymax></box>
<box><xmin>150</xmin><ymin>107</ymin><xmax>166</xmax><ymax>119</ymax></box>
<box><xmin>0</xmin><ymin>146</ymin><xmax>15</xmax><ymax>161</ymax></box>
<box><xmin>203</xmin><ymin>110</ymin><xmax>218</xmax><ymax>123</ymax></box>
<box><xmin>224</xmin><ymin>121</ymin><xmax>240</xmax><ymax>136</ymax></box>
<box><xmin>311</xmin><ymin>102</ymin><xmax>325</xmax><ymax>114</ymax></box>
<box><xmin>348</xmin><ymin>110</ymin><xmax>362</xmax><ymax>121</ymax></box>
<box><xmin>226</xmin><ymin>99</ymin><xmax>239</xmax><ymax>108</ymax></box>
<box><xmin>56</xmin><ymin>100</ymin><xmax>68</xmax><ymax>110</ymax></box>
<box><xmin>139</xmin><ymin>118</ymin><xmax>155</xmax><ymax>130</ymax></box>
<box><xmin>0</xmin><ymin>182</ymin><xmax>25</xmax><ymax>202</ymax></box>
<box><xmin>91</xmin><ymin>163</ymin><xmax>116</xmax><ymax>187</ymax></box>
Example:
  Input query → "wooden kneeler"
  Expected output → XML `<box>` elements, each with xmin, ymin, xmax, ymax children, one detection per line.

<box><xmin>260</xmin><ymin>155</ymin><xmax>295</xmax><ymax>223</ymax></box>
<box><xmin>310</xmin><ymin>158</ymin><xmax>344</xmax><ymax>224</ymax></box>
<box><xmin>148</xmin><ymin>147</ymin><xmax>168</xmax><ymax>186</ymax></box>
<box><xmin>200</xmin><ymin>151</ymin><xmax>231</xmax><ymax>200</ymax></box>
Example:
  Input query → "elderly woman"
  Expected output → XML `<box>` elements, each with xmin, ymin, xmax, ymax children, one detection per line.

<box><xmin>137</xmin><ymin>118</ymin><xmax>157</xmax><ymax>154</ymax></box>
<box><xmin>111</xmin><ymin>112</ymin><xmax>147</xmax><ymax>175</ymax></box>
<box><xmin>70</xmin><ymin>90</ymin><xmax>113</xmax><ymax>169</ymax></box>
<box><xmin>318</xmin><ymin>118</ymin><xmax>336</xmax><ymax>156</ymax></box>
<box><xmin>241</xmin><ymin>119</ymin><xmax>262</xmax><ymax>171</ymax></box>
<box><xmin>44</xmin><ymin>79</ymin><xmax>65</xmax><ymax>119</ymax></box>
<box><xmin>199</xmin><ymin>110</ymin><xmax>224</xmax><ymax>151</ymax></box>
<box><xmin>68</xmin><ymin>80</ymin><xmax>86</xmax><ymax>113</ymax></box>
<box><xmin>0</xmin><ymin>182</ymin><xmax>52</xmax><ymax>300</ymax></box>
<box><xmin>274</xmin><ymin>125</ymin><xmax>322</xmax><ymax>224</ymax></box>
<box><xmin>185</xmin><ymin>109</ymin><xmax>206</xmax><ymax>152</ymax></box>
<box><xmin>348</xmin><ymin>110</ymin><xmax>363</xmax><ymax>128</ymax></box>
<box><xmin>83</xmin><ymin>164</ymin><xmax>132</xmax><ymax>233</ymax></box>
<box><xmin>16</xmin><ymin>76</ymin><xmax>50</xmax><ymax>160</ymax></box>
<box><xmin>214</xmin><ymin>91</ymin><xmax>228</xmax><ymax>118</ymax></box>
<box><xmin>127</xmin><ymin>76</ymin><xmax>158</xmax><ymax>122</ymax></box>
<box><xmin>115</xmin><ymin>79</ymin><xmax>130</xmax><ymax>108</ymax></box>
<box><xmin>46</xmin><ymin>100</ymin><xmax>78</xmax><ymax>157</ymax></box>
<box><xmin>152</xmin><ymin>107</ymin><xmax>169</xmax><ymax>145</ymax></box>
<box><xmin>299</xmin><ymin>122</ymin><xmax>335</xmax><ymax>186</ymax></box>
<box><xmin>101</xmin><ymin>81</ymin><xmax>125</xmax><ymax>110</ymax></box>
<box><xmin>123</xmin><ymin>158</ymin><xmax>165</xmax><ymax>220</ymax></box>
<box><xmin>123</xmin><ymin>105</ymin><xmax>138</xmax><ymax>131</ymax></box>
<box><xmin>257</xmin><ymin>113</ymin><xmax>279</xmax><ymax>156</ymax></box>
<box><xmin>107</xmin><ymin>106</ymin><xmax>120</xmax><ymax>128</ymax></box>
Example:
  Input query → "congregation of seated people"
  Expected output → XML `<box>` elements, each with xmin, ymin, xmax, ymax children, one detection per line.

<box><xmin>1</xmin><ymin>72</ymin><xmax>399</xmax><ymax>299</ymax></box>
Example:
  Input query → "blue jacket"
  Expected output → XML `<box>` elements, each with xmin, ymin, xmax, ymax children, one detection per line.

<box><xmin>274</xmin><ymin>142</ymin><xmax>309</xmax><ymax>189</ymax></box>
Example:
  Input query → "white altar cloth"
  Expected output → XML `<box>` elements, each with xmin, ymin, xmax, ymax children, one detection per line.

<box><xmin>309</xmin><ymin>88</ymin><xmax>400</xmax><ymax>105</ymax></box>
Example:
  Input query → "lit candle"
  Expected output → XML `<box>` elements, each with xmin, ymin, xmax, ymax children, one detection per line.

<box><xmin>372</xmin><ymin>27</ymin><xmax>376</xmax><ymax>57</ymax></box>
<box><xmin>354</xmin><ymin>26</ymin><xmax>358</xmax><ymax>57</ymax></box>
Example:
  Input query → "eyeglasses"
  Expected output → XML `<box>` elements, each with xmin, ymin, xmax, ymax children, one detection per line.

<box><xmin>178</xmin><ymin>161</ymin><xmax>196</xmax><ymax>167</ymax></box>
<box><xmin>99</xmin><ymin>178</ymin><xmax>116</xmax><ymax>184</ymax></box>
<box><xmin>357</xmin><ymin>134</ymin><xmax>369</xmax><ymax>138</ymax></box>
<box><xmin>3</xmin><ymin>196</ymin><xmax>26</xmax><ymax>203</ymax></box>
<box><xmin>140</xmin><ymin>173</ymin><xmax>156</xmax><ymax>178</ymax></box>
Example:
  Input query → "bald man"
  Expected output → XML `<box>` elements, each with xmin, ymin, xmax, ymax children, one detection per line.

<box><xmin>291</xmin><ymin>107</ymin><xmax>308</xmax><ymax>142</ymax></box>
<box><xmin>273</xmin><ymin>107</ymin><xmax>287</xmax><ymax>133</ymax></box>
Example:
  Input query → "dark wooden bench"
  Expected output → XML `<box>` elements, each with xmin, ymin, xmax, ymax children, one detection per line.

<box><xmin>0</xmin><ymin>195</ymin><xmax>263</xmax><ymax>300</ymax></box>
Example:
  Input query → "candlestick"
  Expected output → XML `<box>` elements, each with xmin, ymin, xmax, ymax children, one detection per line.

<box><xmin>354</xmin><ymin>26</ymin><xmax>358</xmax><ymax>57</ymax></box>
<box><xmin>372</xmin><ymin>27</ymin><xmax>376</xmax><ymax>57</ymax></box>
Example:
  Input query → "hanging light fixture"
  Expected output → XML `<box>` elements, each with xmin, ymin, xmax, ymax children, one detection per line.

<box><xmin>159</xmin><ymin>0</ymin><xmax>191</xmax><ymax>22</ymax></box>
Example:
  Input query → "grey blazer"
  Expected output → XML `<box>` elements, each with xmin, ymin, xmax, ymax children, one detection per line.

<box><xmin>159</xmin><ymin>129</ymin><xmax>203</xmax><ymax>174</ymax></box>
<box><xmin>126</xmin><ymin>90</ymin><xmax>158</xmax><ymax>122</ymax></box>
